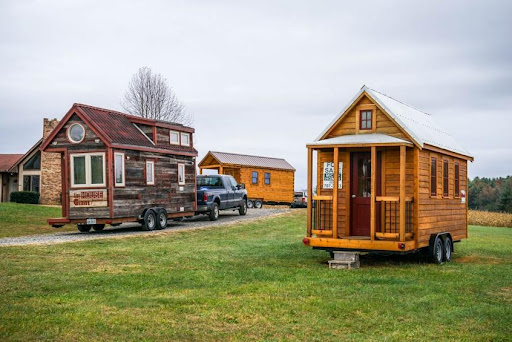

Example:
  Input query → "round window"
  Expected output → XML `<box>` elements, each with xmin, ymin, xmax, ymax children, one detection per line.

<box><xmin>68</xmin><ymin>123</ymin><xmax>85</xmax><ymax>143</ymax></box>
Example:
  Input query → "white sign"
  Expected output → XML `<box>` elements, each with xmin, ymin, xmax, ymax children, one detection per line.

<box><xmin>323</xmin><ymin>162</ymin><xmax>343</xmax><ymax>189</ymax></box>
<box><xmin>70</xmin><ymin>189</ymin><xmax>107</xmax><ymax>208</ymax></box>
<box><xmin>461</xmin><ymin>189</ymin><xmax>466</xmax><ymax>204</ymax></box>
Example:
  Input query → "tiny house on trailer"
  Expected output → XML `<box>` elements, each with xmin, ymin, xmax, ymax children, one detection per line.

<box><xmin>198</xmin><ymin>151</ymin><xmax>295</xmax><ymax>207</ymax></box>
<box><xmin>41</xmin><ymin>103</ymin><xmax>197</xmax><ymax>232</ymax></box>
<box><xmin>303</xmin><ymin>86</ymin><xmax>473</xmax><ymax>264</ymax></box>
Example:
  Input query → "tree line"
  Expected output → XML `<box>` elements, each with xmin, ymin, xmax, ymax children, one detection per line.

<box><xmin>468</xmin><ymin>176</ymin><xmax>512</xmax><ymax>213</ymax></box>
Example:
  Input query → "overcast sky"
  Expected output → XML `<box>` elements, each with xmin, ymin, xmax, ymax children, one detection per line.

<box><xmin>1</xmin><ymin>0</ymin><xmax>510</xmax><ymax>189</ymax></box>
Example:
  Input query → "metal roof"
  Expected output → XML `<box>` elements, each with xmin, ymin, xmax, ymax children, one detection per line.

<box><xmin>205</xmin><ymin>151</ymin><xmax>295</xmax><ymax>171</ymax></box>
<box><xmin>316</xmin><ymin>85</ymin><xmax>473</xmax><ymax>158</ymax></box>
<box><xmin>0</xmin><ymin>154</ymin><xmax>23</xmax><ymax>172</ymax></box>
<box><xmin>308</xmin><ymin>133</ymin><xmax>412</xmax><ymax>146</ymax></box>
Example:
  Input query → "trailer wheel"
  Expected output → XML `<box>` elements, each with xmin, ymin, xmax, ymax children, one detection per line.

<box><xmin>209</xmin><ymin>203</ymin><xmax>219</xmax><ymax>221</ymax></box>
<box><xmin>142</xmin><ymin>210</ymin><xmax>157</xmax><ymax>231</ymax></box>
<box><xmin>93</xmin><ymin>224</ymin><xmax>105</xmax><ymax>231</ymax></box>
<box><xmin>443</xmin><ymin>235</ymin><xmax>453</xmax><ymax>262</ymax></box>
<box><xmin>247</xmin><ymin>200</ymin><xmax>253</xmax><ymax>209</ymax></box>
<box><xmin>239</xmin><ymin>200</ymin><xmax>247</xmax><ymax>216</ymax></box>
<box><xmin>254</xmin><ymin>200</ymin><xmax>263</xmax><ymax>209</ymax></box>
<box><xmin>431</xmin><ymin>236</ymin><xmax>444</xmax><ymax>264</ymax></box>
<box><xmin>77</xmin><ymin>224</ymin><xmax>91</xmax><ymax>233</ymax></box>
<box><xmin>156</xmin><ymin>209</ymin><xmax>168</xmax><ymax>230</ymax></box>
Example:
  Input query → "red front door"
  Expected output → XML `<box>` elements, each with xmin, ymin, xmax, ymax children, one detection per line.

<box><xmin>350</xmin><ymin>152</ymin><xmax>381</xmax><ymax>236</ymax></box>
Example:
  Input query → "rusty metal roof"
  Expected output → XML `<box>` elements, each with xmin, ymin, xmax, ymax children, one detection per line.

<box><xmin>204</xmin><ymin>151</ymin><xmax>295</xmax><ymax>171</ymax></box>
<box><xmin>0</xmin><ymin>154</ymin><xmax>23</xmax><ymax>172</ymax></box>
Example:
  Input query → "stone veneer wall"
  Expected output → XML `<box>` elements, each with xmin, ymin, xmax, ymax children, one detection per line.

<box><xmin>40</xmin><ymin>118</ymin><xmax>61</xmax><ymax>205</ymax></box>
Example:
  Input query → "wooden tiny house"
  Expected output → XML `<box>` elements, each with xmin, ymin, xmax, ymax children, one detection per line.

<box><xmin>40</xmin><ymin>103</ymin><xmax>197</xmax><ymax>232</ymax></box>
<box><xmin>198</xmin><ymin>151</ymin><xmax>295</xmax><ymax>206</ymax></box>
<box><xmin>303</xmin><ymin>86</ymin><xmax>473</xmax><ymax>262</ymax></box>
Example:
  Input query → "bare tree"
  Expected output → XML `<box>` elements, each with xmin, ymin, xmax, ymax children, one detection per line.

<box><xmin>121</xmin><ymin>67</ymin><xmax>192</xmax><ymax>125</ymax></box>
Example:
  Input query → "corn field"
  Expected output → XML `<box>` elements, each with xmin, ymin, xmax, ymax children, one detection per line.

<box><xmin>468</xmin><ymin>210</ymin><xmax>512</xmax><ymax>228</ymax></box>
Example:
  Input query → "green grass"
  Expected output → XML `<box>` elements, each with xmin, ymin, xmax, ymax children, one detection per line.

<box><xmin>0</xmin><ymin>211</ymin><xmax>511</xmax><ymax>341</ymax></box>
<box><xmin>0</xmin><ymin>203</ymin><xmax>75</xmax><ymax>238</ymax></box>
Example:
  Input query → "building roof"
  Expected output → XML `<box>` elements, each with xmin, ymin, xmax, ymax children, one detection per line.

<box><xmin>316</xmin><ymin>85</ymin><xmax>472</xmax><ymax>159</ymax></box>
<box><xmin>203</xmin><ymin>151</ymin><xmax>295</xmax><ymax>171</ymax></box>
<box><xmin>308</xmin><ymin>133</ymin><xmax>413</xmax><ymax>147</ymax></box>
<box><xmin>9</xmin><ymin>139</ymin><xmax>42</xmax><ymax>172</ymax></box>
<box><xmin>0</xmin><ymin>154</ymin><xmax>24</xmax><ymax>172</ymax></box>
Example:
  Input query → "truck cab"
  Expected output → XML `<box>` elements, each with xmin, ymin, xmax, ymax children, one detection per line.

<box><xmin>196</xmin><ymin>175</ymin><xmax>248</xmax><ymax>220</ymax></box>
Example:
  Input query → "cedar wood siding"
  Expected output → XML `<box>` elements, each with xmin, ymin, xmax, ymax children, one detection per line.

<box><xmin>240</xmin><ymin>167</ymin><xmax>294</xmax><ymax>203</ymax></box>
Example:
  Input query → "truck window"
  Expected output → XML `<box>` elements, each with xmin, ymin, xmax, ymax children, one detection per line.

<box><xmin>197</xmin><ymin>177</ymin><xmax>223</xmax><ymax>188</ymax></box>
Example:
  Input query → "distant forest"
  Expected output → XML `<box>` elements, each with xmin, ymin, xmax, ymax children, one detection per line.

<box><xmin>469</xmin><ymin>176</ymin><xmax>512</xmax><ymax>213</ymax></box>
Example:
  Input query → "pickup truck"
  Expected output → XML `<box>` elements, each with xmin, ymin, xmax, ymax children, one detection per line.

<box><xmin>196</xmin><ymin>174</ymin><xmax>248</xmax><ymax>221</ymax></box>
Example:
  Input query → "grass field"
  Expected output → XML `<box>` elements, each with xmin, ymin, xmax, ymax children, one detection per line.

<box><xmin>0</xmin><ymin>211</ymin><xmax>511</xmax><ymax>341</ymax></box>
<box><xmin>0</xmin><ymin>203</ymin><xmax>75</xmax><ymax>238</ymax></box>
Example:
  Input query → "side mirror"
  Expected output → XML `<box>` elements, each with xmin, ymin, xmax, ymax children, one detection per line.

<box><xmin>238</xmin><ymin>183</ymin><xmax>245</xmax><ymax>189</ymax></box>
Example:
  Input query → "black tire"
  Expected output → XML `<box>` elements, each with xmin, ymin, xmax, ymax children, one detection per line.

<box><xmin>209</xmin><ymin>202</ymin><xmax>219</xmax><ymax>221</ymax></box>
<box><xmin>443</xmin><ymin>235</ymin><xmax>453</xmax><ymax>262</ymax></box>
<box><xmin>156</xmin><ymin>208</ymin><xmax>168</xmax><ymax>230</ymax></box>
<box><xmin>92</xmin><ymin>224</ymin><xmax>105</xmax><ymax>231</ymax></box>
<box><xmin>432</xmin><ymin>236</ymin><xmax>444</xmax><ymax>264</ymax></box>
<box><xmin>254</xmin><ymin>200</ymin><xmax>263</xmax><ymax>209</ymax></box>
<box><xmin>77</xmin><ymin>224</ymin><xmax>91</xmax><ymax>232</ymax></box>
<box><xmin>142</xmin><ymin>209</ymin><xmax>157</xmax><ymax>231</ymax></box>
<box><xmin>239</xmin><ymin>199</ymin><xmax>247</xmax><ymax>216</ymax></box>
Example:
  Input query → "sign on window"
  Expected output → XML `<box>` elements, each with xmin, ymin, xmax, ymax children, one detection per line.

<box><xmin>323</xmin><ymin>162</ymin><xmax>342</xmax><ymax>189</ymax></box>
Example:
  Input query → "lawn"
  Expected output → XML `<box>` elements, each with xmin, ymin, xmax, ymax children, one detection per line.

<box><xmin>0</xmin><ymin>203</ymin><xmax>75</xmax><ymax>238</ymax></box>
<box><xmin>0</xmin><ymin>211</ymin><xmax>511</xmax><ymax>341</ymax></box>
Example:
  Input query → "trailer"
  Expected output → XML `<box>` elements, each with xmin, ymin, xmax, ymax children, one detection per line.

<box><xmin>303</xmin><ymin>86</ymin><xmax>473</xmax><ymax>265</ymax></box>
<box><xmin>40</xmin><ymin>103</ymin><xmax>197</xmax><ymax>232</ymax></box>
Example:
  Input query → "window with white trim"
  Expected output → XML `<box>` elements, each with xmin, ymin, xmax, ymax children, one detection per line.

<box><xmin>178</xmin><ymin>163</ymin><xmax>185</xmax><ymax>185</ymax></box>
<box><xmin>70</xmin><ymin>152</ymin><xmax>106</xmax><ymax>187</ymax></box>
<box><xmin>146</xmin><ymin>160</ymin><xmax>155</xmax><ymax>185</ymax></box>
<box><xmin>181</xmin><ymin>132</ymin><xmax>190</xmax><ymax>146</ymax></box>
<box><xmin>114</xmin><ymin>152</ymin><xmax>125</xmax><ymax>187</ymax></box>
<box><xmin>170</xmin><ymin>131</ymin><xmax>179</xmax><ymax>145</ymax></box>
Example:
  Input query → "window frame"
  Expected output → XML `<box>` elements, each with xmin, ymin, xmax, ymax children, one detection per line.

<box><xmin>178</xmin><ymin>163</ymin><xmax>186</xmax><ymax>185</ymax></box>
<box><xmin>114</xmin><ymin>152</ymin><xmax>125</xmax><ymax>187</ymax></box>
<box><xmin>454</xmin><ymin>162</ymin><xmax>460</xmax><ymax>198</ymax></box>
<box><xmin>23</xmin><ymin>175</ymin><xmax>40</xmax><ymax>193</ymax></box>
<box><xmin>146</xmin><ymin>160</ymin><xmax>155</xmax><ymax>185</ymax></box>
<box><xmin>67</xmin><ymin>123</ymin><xmax>86</xmax><ymax>144</ymax></box>
<box><xmin>359</xmin><ymin>110</ymin><xmax>373</xmax><ymax>131</ymax></box>
<box><xmin>443</xmin><ymin>160</ymin><xmax>449</xmax><ymax>197</ymax></box>
<box><xmin>70</xmin><ymin>152</ymin><xmax>106</xmax><ymax>188</ymax></box>
<box><xmin>430</xmin><ymin>157</ymin><xmax>437</xmax><ymax>197</ymax></box>
<box><xmin>170</xmin><ymin>130</ymin><xmax>180</xmax><ymax>145</ymax></box>
<box><xmin>264</xmin><ymin>172</ymin><xmax>271</xmax><ymax>185</ymax></box>
<box><xmin>180</xmin><ymin>132</ymin><xmax>190</xmax><ymax>147</ymax></box>
<box><xmin>252</xmin><ymin>171</ymin><xmax>259</xmax><ymax>184</ymax></box>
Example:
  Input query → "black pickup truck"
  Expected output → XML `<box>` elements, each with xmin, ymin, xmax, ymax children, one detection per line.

<box><xmin>196</xmin><ymin>175</ymin><xmax>248</xmax><ymax>221</ymax></box>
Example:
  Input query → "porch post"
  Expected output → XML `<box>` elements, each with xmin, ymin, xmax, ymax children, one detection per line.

<box><xmin>399</xmin><ymin>145</ymin><xmax>406</xmax><ymax>242</ymax></box>
<box><xmin>307</xmin><ymin>148</ymin><xmax>313</xmax><ymax>237</ymax></box>
<box><xmin>219</xmin><ymin>166</ymin><xmax>224</xmax><ymax>174</ymax></box>
<box><xmin>370</xmin><ymin>146</ymin><xmax>376</xmax><ymax>242</ymax></box>
<box><xmin>332</xmin><ymin>147</ymin><xmax>339</xmax><ymax>238</ymax></box>
<box><xmin>199</xmin><ymin>167</ymin><xmax>203</xmax><ymax>175</ymax></box>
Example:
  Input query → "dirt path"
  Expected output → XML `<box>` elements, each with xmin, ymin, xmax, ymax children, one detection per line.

<box><xmin>0</xmin><ymin>209</ymin><xmax>291</xmax><ymax>247</ymax></box>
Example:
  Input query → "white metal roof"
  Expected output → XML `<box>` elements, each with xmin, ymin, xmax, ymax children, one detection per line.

<box><xmin>308</xmin><ymin>133</ymin><xmax>412</xmax><ymax>146</ymax></box>
<box><xmin>316</xmin><ymin>85</ymin><xmax>473</xmax><ymax>158</ymax></box>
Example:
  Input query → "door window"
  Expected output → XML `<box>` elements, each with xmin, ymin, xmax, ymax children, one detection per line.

<box><xmin>357</xmin><ymin>157</ymin><xmax>371</xmax><ymax>197</ymax></box>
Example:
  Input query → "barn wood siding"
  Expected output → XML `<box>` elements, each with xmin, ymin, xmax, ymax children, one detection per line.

<box><xmin>239</xmin><ymin>167</ymin><xmax>294</xmax><ymax>203</ymax></box>
<box><xmin>50</xmin><ymin>114</ymin><xmax>106</xmax><ymax>150</ymax></box>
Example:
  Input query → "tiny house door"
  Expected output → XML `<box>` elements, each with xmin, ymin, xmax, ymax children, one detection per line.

<box><xmin>350</xmin><ymin>152</ymin><xmax>381</xmax><ymax>236</ymax></box>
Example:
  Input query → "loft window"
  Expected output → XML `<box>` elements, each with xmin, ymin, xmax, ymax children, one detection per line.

<box><xmin>430</xmin><ymin>157</ymin><xmax>437</xmax><ymax>196</ymax></box>
<box><xmin>252</xmin><ymin>171</ymin><xmax>258</xmax><ymax>184</ymax></box>
<box><xmin>443</xmin><ymin>160</ymin><xmax>449</xmax><ymax>197</ymax></box>
<box><xmin>23</xmin><ymin>151</ymin><xmax>41</xmax><ymax>170</ymax></box>
<box><xmin>181</xmin><ymin>133</ymin><xmax>190</xmax><ymax>146</ymax></box>
<box><xmin>360</xmin><ymin>110</ymin><xmax>372</xmax><ymax>130</ymax></box>
<box><xmin>68</xmin><ymin>123</ymin><xmax>85</xmax><ymax>143</ymax></box>
<box><xmin>170</xmin><ymin>131</ymin><xmax>179</xmax><ymax>145</ymax></box>
<box><xmin>178</xmin><ymin>163</ymin><xmax>185</xmax><ymax>185</ymax></box>
<box><xmin>70</xmin><ymin>152</ymin><xmax>105</xmax><ymax>188</ymax></box>
<box><xmin>146</xmin><ymin>160</ymin><xmax>155</xmax><ymax>185</ymax></box>
<box><xmin>114</xmin><ymin>152</ymin><xmax>125</xmax><ymax>187</ymax></box>
<box><xmin>264</xmin><ymin>172</ymin><xmax>271</xmax><ymax>185</ymax></box>
<box><xmin>455</xmin><ymin>163</ymin><xmax>460</xmax><ymax>197</ymax></box>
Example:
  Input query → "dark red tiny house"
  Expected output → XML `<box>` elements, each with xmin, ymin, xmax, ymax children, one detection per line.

<box><xmin>40</xmin><ymin>103</ymin><xmax>197</xmax><ymax>232</ymax></box>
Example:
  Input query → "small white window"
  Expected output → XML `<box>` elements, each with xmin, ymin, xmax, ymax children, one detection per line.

<box><xmin>70</xmin><ymin>152</ymin><xmax>105</xmax><ymax>188</ymax></box>
<box><xmin>114</xmin><ymin>152</ymin><xmax>125</xmax><ymax>187</ymax></box>
<box><xmin>68</xmin><ymin>123</ymin><xmax>85</xmax><ymax>143</ymax></box>
<box><xmin>181</xmin><ymin>132</ymin><xmax>190</xmax><ymax>146</ymax></box>
<box><xmin>146</xmin><ymin>160</ymin><xmax>155</xmax><ymax>185</ymax></box>
<box><xmin>170</xmin><ymin>131</ymin><xmax>179</xmax><ymax>145</ymax></box>
<box><xmin>178</xmin><ymin>163</ymin><xmax>185</xmax><ymax>185</ymax></box>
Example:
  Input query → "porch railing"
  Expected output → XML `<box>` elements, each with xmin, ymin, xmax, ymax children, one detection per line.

<box><xmin>376</xmin><ymin>196</ymin><xmax>414</xmax><ymax>240</ymax></box>
<box><xmin>311</xmin><ymin>196</ymin><xmax>333</xmax><ymax>236</ymax></box>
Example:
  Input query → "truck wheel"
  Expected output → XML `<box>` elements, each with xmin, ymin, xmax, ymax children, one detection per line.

<box><xmin>247</xmin><ymin>200</ymin><xmax>253</xmax><ymax>209</ymax></box>
<box><xmin>93</xmin><ymin>224</ymin><xmax>105</xmax><ymax>231</ymax></box>
<box><xmin>156</xmin><ymin>209</ymin><xmax>168</xmax><ymax>230</ymax></box>
<box><xmin>443</xmin><ymin>236</ymin><xmax>453</xmax><ymax>262</ymax></box>
<box><xmin>239</xmin><ymin>200</ymin><xmax>247</xmax><ymax>216</ymax></box>
<box><xmin>142</xmin><ymin>210</ymin><xmax>157</xmax><ymax>231</ymax></box>
<box><xmin>209</xmin><ymin>203</ymin><xmax>219</xmax><ymax>221</ymax></box>
<box><xmin>254</xmin><ymin>200</ymin><xmax>263</xmax><ymax>209</ymax></box>
<box><xmin>77</xmin><ymin>224</ymin><xmax>91</xmax><ymax>232</ymax></box>
<box><xmin>431</xmin><ymin>236</ymin><xmax>444</xmax><ymax>264</ymax></box>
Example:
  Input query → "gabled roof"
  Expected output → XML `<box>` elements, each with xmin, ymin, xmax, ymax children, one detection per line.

<box><xmin>316</xmin><ymin>85</ymin><xmax>473</xmax><ymax>159</ymax></box>
<box><xmin>9</xmin><ymin>139</ymin><xmax>42</xmax><ymax>172</ymax></box>
<box><xmin>200</xmin><ymin>151</ymin><xmax>295</xmax><ymax>171</ymax></box>
<box><xmin>0</xmin><ymin>154</ymin><xmax>24</xmax><ymax>172</ymax></box>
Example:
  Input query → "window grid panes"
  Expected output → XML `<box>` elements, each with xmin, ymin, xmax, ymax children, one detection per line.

<box><xmin>71</xmin><ymin>153</ymin><xmax>105</xmax><ymax>187</ymax></box>
<box><xmin>252</xmin><ymin>171</ymin><xmax>258</xmax><ymax>184</ymax></box>
<box><xmin>264</xmin><ymin>172</ymin><xmax>271</xmax><ymax>185</ymax></box>
<box><xmin>360</xmin><ymin>110</ymin><xmax>372</xmax><ymax>130</ymax></box>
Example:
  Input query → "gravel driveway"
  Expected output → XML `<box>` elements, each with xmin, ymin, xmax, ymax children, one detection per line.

<box><xmin>0</xmin><ymin>208</ymin><xmax>290</xmax><ymax>247</ymax></box>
